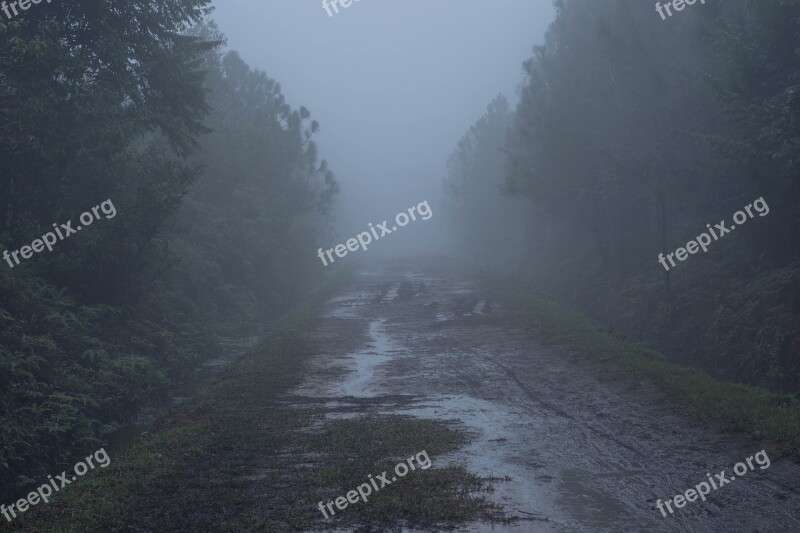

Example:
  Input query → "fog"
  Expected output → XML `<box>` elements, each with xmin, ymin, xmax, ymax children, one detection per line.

<box><xmin>3</xmin><ymin>0</ymin><xmax>799</xmax><ymax>530</ymax></box>
<box><xmin>212</xmin><ymin>0</ymin><xmax>554</xmax><ymax>255</ymax></box>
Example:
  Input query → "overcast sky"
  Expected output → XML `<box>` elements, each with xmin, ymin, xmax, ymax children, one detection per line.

<box><xmin>210</xmin><ymin>0</ymin><xmax>555</xmax><ymax>252</ymax></box>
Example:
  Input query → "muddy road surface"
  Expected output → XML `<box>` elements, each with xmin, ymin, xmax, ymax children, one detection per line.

<box><xmin>290</xmin><ymin>260</ymin><xmax>800</xmax><ymax>532</ymax></box>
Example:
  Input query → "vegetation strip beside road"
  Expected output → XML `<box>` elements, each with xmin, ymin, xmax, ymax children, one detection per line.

<box><xmin>480</xmin><ymin>275</ymin><xmax>800</xmax><ymax>463</ymax></box>
<box><xmin>17</xmin><ymin>267</ymin><xmax>501</xmax><ymax>531</ymax></box>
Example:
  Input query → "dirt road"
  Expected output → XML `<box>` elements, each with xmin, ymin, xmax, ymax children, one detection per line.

<box><xmin>290</xmin><ymin>260</ymin><xmax>800</xmax><ymax>532</ymax></box>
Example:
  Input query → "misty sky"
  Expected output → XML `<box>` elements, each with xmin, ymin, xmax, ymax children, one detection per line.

<box><xmin>211</xmin><ymin>0</ymin><xmax>555</xmax><ymax>253</ymax></box>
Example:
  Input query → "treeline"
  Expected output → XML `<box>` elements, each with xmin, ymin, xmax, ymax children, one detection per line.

<box><xmin>0</xmin><ymin>2</ymin><xmax>335</xmax><ymax>497</ymax></box>
<box><xmin>444</xmin><ymin>0</ymin><xmax>800</xmax><ymax>394</ymax></box>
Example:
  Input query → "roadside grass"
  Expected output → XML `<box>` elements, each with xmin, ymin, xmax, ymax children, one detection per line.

<box><xmin>477</xmin><ymin>274</ymin><xmax>800</xmax><ymax>463</ymax></box>
<box><xmin>12</xmin><ymin>271</ymin><xmax>340</xmax><ymax>532</ymax></box>
<box><xmin>17</xmin><ymin>266</ymin><xmax>500</xmax><ymax>531</ymax></box>
<box><xmin>308</xmin><ymin>416</ymin><xmax>504</xmax><ymax>529</ymax></box>
<box><xmin>306</xmin><ymin>417</ymin><xmax>503</xmax><ymax>527</ymax></box>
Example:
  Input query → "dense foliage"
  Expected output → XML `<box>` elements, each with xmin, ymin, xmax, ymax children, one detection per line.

<box><xmin>0</xmin><ymin>3</ymin><xmax>335</xmax><ymax>498</ymax></box>
<box><xmin>444</xmin><ymin>0</ymin><xmax>800</xmax><ymax>394</ymax></box>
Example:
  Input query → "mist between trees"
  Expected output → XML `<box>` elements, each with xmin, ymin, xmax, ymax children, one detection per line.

<box><xmin>0</xmin><ymin>3</ymin><xmax>337</xmax><ymax>499</ymax></box>
<box><xmin>442</xmin><ymin>0</ymin><xmax>800</xmax><ymax>398</ymax></box>
<box><xmin>1</xmin><ymin>0</ymin><xmax>799</xmax><ymax>516</ymax></box>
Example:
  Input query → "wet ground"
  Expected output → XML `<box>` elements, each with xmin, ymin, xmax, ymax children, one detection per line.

<box><xmin>290</xmin><ymin>260</ymin><xmax>800</xmax><ymax>532</ymax></box>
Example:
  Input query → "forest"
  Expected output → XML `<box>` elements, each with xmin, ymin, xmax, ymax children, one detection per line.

<box><xmin>2</xmin><ymin>0</ymin><xmax>799</xmax><ymax>530</ymax></box>
<box><xmin>1</xmin><ymin>1</ymin><xmax>336</xmax><ymax>499</ymax></box>
<box><xmin>444</xmin><ymin>0</ymin><xmax>800</xmax><ymax>396</ymax></box>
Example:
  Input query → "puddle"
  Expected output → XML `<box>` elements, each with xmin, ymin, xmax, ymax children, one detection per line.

<box><xmin>451</xmin><ymin>282</ymin><xmax>475</xmax><ymax>295</ymax></box>
<box><xmin>326</xmin><ymin>292</ymin><xmax>373</xmax><ymax>319</ymax></box>
<box><xmin>384</xmin><ymin>283</ymin><xmax>400</xmax><ymax>302</ymax></box>
<box><xmin>396</xmin><ymin>394</ymin><xmax>566</xmax><ymax>530</ymax></box>
<box><xmin>340</xmin><ymin>319</ymin><xmax>395</xmax><ymax>398</ymax></box>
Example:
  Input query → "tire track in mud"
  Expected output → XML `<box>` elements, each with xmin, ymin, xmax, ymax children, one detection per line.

<box><xmin>290</xmin><ymin>260</ymin><xmax>800</xmax><ymax>532</ymax></box>
<box><xmin>493</xmin><ymin>360</ymin><xmax>649</xmax><ymax>461</ymax></box>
